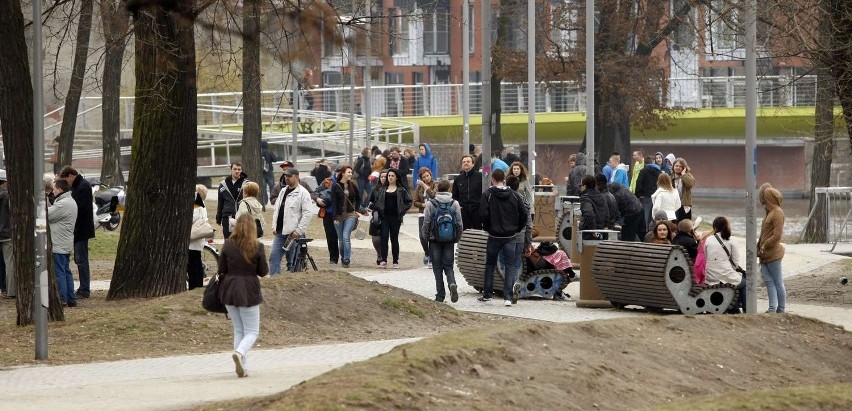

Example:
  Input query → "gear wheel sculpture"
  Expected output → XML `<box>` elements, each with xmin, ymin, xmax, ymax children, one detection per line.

<box><xmin>517</xmin><ymin>269</ymin><xmax>570</xmax><ymax>299</ymax></box>
<box><xmin>456</xmin><ymin>229</ymin><xmax>507</xmax><ymax>296</ymax></box>
<box><xmin>592</xmin><ymin>241</ymin><xmax>738</xmax><ymax>314</ymax></box>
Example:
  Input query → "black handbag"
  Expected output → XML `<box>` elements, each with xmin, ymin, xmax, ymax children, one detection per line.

<box><xmin>202</xmin><ymin>274</ymin><xmax>228</xmax><ymax>313</ymax></box>
<box><xmin>370</xmin><ymin>209</ymin><xmax>382</xmax><ymax>226</ymax></box>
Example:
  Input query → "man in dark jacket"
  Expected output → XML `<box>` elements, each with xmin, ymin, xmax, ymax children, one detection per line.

<box><xmin>609</xmin><ymin>182</ymin><xmax>646</xmax><ymax>241</ymax></box>
<box><xmin>59</xmin><ymin>166</ymin><xmax>95</xmax><ymax>298</ymax></box>
<box><xmin>672</xmin><ymin>219</ymin><xmax>699</xmax><ymax>260</ymax></box>
<box><xmin>310</xmin><ymin>158</ymin><xmax>332</xmax><ymax>185</ymax></box>
<box><xmin>386</xmin><ymin>147</ymin><xmax>409</xmax><ymax>178</ymax></box>
<box><xmin>567</xmin><ymin>152</ymin><xmax>588</xmax><ymax>196</ymax></box>
<box><xmin>260</xmin><ymin>141</ymin><xmax>277</xmax><ymax>206</ymax></box>
<box><xmin>216</xmin><ymin>162</ymin><xmax>249</xmax><ymax>239</ymax></box>
<box><xmin>594</xmin><ymin>174</ymin><xmax>619</xmax><ymax>230</ymax></box>
<box><xmin>634</xmin><ymin>155</ymin><xmax>662</xmax><ymax>229</ymax></box>
<box><xmin>451</xmin><ymin>155</ymin><xmax>483</xmax><ymax>230</ymax></box>
<box><xmin>579</xmin><ymin>175</ymin><xmax>610</xmax><ymax>240</ymax></box>
<box><xmin>478</xmin><ymin>169</ymin><xmax>530</xmax><ymax>306</ymax></box>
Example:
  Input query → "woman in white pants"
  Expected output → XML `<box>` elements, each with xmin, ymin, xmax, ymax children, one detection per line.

<box><xmin>217</xmin><ymin>214</ymin><xmax>269</xmax><ymax>377</ymax></box>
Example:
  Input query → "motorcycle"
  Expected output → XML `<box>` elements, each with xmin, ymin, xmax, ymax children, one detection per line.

<box><xmin>87</xmin><ymin>177</ymin><xmax>125</xmax><ymax>231</ymax></box>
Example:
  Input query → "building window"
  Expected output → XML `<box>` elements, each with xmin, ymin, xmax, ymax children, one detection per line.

<box><xmin>385</xmin><ymin>72</ymin><xmax>404</xmax><ymax>85</ymax></box>
<box><xmin>389</xmin><ymin>8</ymin><xmax>410</xmax><ymax>55</ymax></box>
<box><xmin>322</xmin><ymin>12</ymin><xmax>342</xmax><ymax>57</ymax></box>
<box><xmin>705</xmin><ymin>0</ymin><xmax>744</xmax><ymax>55</ymax></box>
<box><xmin>423</xmin><ymin>8</ymin><xmax>449</xmax><ymax>54</ymax></box>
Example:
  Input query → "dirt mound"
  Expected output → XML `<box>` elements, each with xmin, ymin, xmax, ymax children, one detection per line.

<box><xmin>223</xmin><ymin>315</ymin><xmax>852</xmax><ymax>410</ymax></box>
<box><xmin>0</xmin><ymin>271</ymin><xmax>517</xmax><ymax>366</ymax></box>
<box><xmin>773</xmin><ymin>259</ymin><xmax>852</xmax><ymax>307</ymax></box>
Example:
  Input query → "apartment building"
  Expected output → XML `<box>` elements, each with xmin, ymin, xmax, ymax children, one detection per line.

<box><xmin>303</xmin><ymin>0</ymin><xmax>812</xmax><ymax>117</ymax></box>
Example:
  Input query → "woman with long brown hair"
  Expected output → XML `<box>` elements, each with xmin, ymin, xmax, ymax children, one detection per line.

<box><xmin>374</xmin><ymin>168</ymin><xmax>412</xmax><ymax>268</ymax></box>
<box><xmin>218</xmin><ymin>214</ymin><xmax>269</xmax><ymax>377</ymax></box>
<box><xmin>672</xmin><ymin>157</ymin><xmax>695</xmax><ymax>221</ymax></box>
<box><xmin>332</xmin><ymin>165</ymin><xmax>362</xmax><ymax>268</ymax></box>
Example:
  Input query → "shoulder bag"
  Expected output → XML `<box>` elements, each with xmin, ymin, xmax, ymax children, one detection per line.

<box><xmin>202</xmin><ymin>274</ymin><xmax>228</xmax><ymax>313</ymax></box>
<box><xmin>190</xmin><ymin>217</ymin><xmax>214</xmax><ymax>240</ymax></box>
<box><xmin>715</xmin><ymin>234</ymin><xmax>746</xmax><ymax>275</ymax></box>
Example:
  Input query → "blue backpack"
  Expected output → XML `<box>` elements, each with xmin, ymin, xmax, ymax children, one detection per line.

<box><xmin>430</xmin><ymin>199</ymin><xmax>458</xmax><ymax>243</ymax></box>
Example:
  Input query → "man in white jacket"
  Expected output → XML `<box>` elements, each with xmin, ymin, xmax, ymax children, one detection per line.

<box><xmin>269</xmin><ymin>168</ymin><xmax>314</xmax><ymax>274</ymax></box>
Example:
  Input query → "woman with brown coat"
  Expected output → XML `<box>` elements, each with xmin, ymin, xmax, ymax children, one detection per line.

<box><xmin>218</xmin><ymin>214</ymin><xmax>269</xmax><ymax>377</ymax></box>
<box><xmin>758</xmin><ymin>183</ymin><xmax>786</xmax><ymax>313</ymax></box>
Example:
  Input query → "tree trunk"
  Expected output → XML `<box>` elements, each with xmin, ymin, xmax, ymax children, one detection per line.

<box><xmin>804</xmin><ymin>69</ymin><xmax>835</xmax><ymax>243</ymax></box>
<box><xmin>241</xmin><ymin>0</ymin><xmax>262</xmax><ymax>188</ymax></box>
<box><xmin>826</xmin><ymin>0</ymin><xmax>852</xmax><ymax>146</ymax></box>
<box><xmin>0</xmin><ymin>0</ymin><xmax>38</xmax><ymax>325</ymax></box>
<box><xmin>99</xmin><ymin>0</ymin><xmax>129</xmax><ymax>187</ymax></box>
<box><xmin>595</xmin><ymin>85</ymin><xmax>632</xmax><ymax>167</ymax></box>
<box><xmin>57</xmin><ymin>0</ymin><xmax>94</xmax><ymax>169</ymax></box>
<box><xmin>108</xmin><ymin>0</ymin><xmax>197</xmax><ymax>299</ymax></box>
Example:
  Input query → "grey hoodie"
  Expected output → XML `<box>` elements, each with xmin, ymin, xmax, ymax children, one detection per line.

<box><xmin>420</xmin><ymin>192</ymin><xmax>463</xmax><ymax>242</ymax></box>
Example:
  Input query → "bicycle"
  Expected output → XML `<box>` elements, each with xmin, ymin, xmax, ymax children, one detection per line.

<box><xmin>202</xmin><ymin>239</ymin><xmax>220</xmax><ymax>283</ymax></box>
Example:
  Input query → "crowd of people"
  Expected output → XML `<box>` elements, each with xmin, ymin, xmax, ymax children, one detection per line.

<box><xmin>565</xmin><ymin>148</ymin><xmax>787</xmax><ymax>314</ymax></box>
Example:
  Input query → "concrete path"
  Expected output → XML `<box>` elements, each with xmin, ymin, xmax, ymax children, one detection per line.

<box><xmin>0</xmin><ymin>338</ymin><xmax>419</xmax><ymax>411</ymax></box>
<box><xmin>11</xmin><ymin>213</ymin><xmax>850</xmax><ymax>410</ymax></box>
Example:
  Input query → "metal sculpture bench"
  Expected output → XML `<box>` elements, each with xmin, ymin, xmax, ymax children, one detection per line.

<box><xmin>591</xmin><ymin>241</ymin><xmax>738</xmax><ymax>314</ymax></box>
<box><xmin>456</xmin><ymin>229</ymin><xmax>569</xmax><ymax>299</ymax></box>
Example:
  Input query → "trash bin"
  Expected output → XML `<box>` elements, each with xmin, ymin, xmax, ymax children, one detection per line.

<box><xmin>576</xmin><ymin>229</ymin><xmax>620</xmax><ymax>308</ymax></box>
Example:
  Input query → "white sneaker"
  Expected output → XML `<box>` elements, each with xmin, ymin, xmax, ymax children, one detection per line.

<box><xmin>504</xmin><ymin>300</ymin><xmax>512</xmax><ymax>307</ymax></box>
<box><xmin>232</xmin><ymin>352</ymin><xmax>246</xmax><ymax>377</ymax></box>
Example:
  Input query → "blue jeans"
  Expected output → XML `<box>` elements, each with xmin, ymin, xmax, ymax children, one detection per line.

<box><xmin>334</xmin><ymin>216</ymin><xmax>358</xmax><ymax>264</ymax></box>
<box><xmin>761</xmin><ymin>260</ymin><xmax>786</xmax><ymax>313</ymax></box>
<box><xmin>357</xmin><ymin>177</ymin><xmax>371</xmax><ymax>204</ymax></box>
<box><xmin>430</xmin><ymin>242</ymin><xmax>456</xmax><ymax>300</ymax></box>
<box><xmin>225</xmin><ymin>304</ymin><xmax>260</xmax><ymax>369</ymax></box>
<box><xmin>269</xmin><ymin>232</ymin><xmax>302</xmax><ymax>275</ymax></box>
<box><xmin>53</xmin><ymin>253</ymin><xmax>76</xmax><ymax>304</ymax></box>
<box><xmin>483</xmin><ymin>237</ymin><xmax>524</xmax><ymax>299</ymax></box>
<box><xmin>73</xmin><ymin>239</ymin><xmax>91</xmax><ymax>296</ymax></box>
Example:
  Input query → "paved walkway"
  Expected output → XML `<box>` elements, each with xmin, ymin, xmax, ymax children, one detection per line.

<box><xmin>7</xmin><ymin>214</ymin><xmax>851</xmax><ymax>410</ymax></box>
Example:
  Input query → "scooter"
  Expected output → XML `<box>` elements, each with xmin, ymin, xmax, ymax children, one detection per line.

<box><xmin>88</xmin><ymin>177</ymin><xmax>125</xmax><ymax>231</ymax></box>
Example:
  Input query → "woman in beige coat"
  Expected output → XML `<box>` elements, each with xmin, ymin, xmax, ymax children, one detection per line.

<box><xmin>758</xmin><ymin>183</ymin><xmax>786</xmax><ymax>313</ymax></box>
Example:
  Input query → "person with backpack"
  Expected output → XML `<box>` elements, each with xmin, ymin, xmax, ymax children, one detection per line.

<box><xmin>421</xmin><ymin>179</ymin><xmax>463</xmax><ymax>303</ymax></box>
<box><xmin>354</xmin><ymin>148</ymin><xmax>373</xmax><ymax>203</ymax></box>
<box><xmin>260</xmin><ymin>141</ymin><xmax>277</xmax><ymax>207</ymax></box>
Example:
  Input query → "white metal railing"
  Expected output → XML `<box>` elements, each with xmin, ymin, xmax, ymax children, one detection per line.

<box><xmin>801</xmin><ymin>187</ymin><xmax>852</xmax><ymax>252</ymax></box>
<box><xmin>22</xmin><ymin>74</ymin><xmax>818</xmax><ymax>173</ymax></box>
